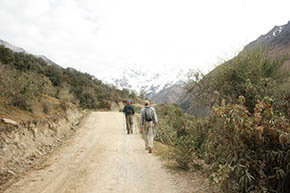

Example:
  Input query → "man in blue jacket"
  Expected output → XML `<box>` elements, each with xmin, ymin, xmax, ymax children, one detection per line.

<box><xmin>123</xmin><ymin>100</ymin><xmax>135</xmax><ymax>134</ymax></box>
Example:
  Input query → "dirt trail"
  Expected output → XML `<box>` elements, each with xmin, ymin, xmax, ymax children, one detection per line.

<box><xmin>4</xmin><ymin>112</ymin><xmax>183</xmax><ymax>193</ymax></box>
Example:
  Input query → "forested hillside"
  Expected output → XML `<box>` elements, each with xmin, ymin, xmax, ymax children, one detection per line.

<box><xmin>0</xmin><ymin>45</ymin><xmax>137</xmax><ymax>115</ymax></box>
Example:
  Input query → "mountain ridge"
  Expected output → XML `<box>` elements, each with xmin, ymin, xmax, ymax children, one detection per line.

<box><xmin>107</xmin><ymin>67</ymin><xmax>188</xmax><ymax>102</ymax></box>
<box><xmin>0</xmin><ymin>39</ymin><xmax>57</xmax><ymax>66</ymax></box>
<box><xmin>245</xmin><ymin>20</ymin><xmax>290</xmax><ymax>57</ymax></box>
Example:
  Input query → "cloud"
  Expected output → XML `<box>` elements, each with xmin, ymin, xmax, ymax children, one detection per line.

<box><xmin>0</xmin><ymin>0</ymin><xmax>290</xmax><ymax>80</ymax></box>
<box><xmin>0</xmin><ymin>0</ymin><xmax>101</xmax><ymax>65</ymax></box>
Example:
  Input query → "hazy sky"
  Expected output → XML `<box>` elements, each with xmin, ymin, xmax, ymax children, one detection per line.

<box><xmin>0</xmin><ymin>0</ymin><xmax>289</xmax><ymax>80</ymax></box>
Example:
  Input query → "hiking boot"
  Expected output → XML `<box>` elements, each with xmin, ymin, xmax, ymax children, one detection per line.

<box><xmin>148</xmin><ymin>147</ymin><xmax>152</xmax><ymax>153</ymax></box>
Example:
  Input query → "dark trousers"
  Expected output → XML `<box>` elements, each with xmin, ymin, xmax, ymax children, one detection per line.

<box><xmin>126</xmin><ymin>115</ymin><xmax>133</xmax><ymax>134</ymax></box>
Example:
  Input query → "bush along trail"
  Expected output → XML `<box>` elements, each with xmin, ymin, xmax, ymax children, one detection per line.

<box><xmin>153</xmin><ymin>49</ymin><xmax>290</xmax><ymax>193</ymax></box>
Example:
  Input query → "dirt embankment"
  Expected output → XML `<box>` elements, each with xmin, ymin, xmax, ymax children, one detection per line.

<box><xmin>0</xmin><ymin>107</ymin><xmax>84</xmax><ymax>191</ymax></box>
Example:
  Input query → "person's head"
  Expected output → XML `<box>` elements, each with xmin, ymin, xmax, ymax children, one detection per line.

<box><xmin>144</xmin><ymin>100</ymin><xmax>149</xmax><ymax>106</ymax></box>
<box><xmin>127</xmin><ymin>99</ymin><xmax>131</xmax><ymax>104</ymax></box>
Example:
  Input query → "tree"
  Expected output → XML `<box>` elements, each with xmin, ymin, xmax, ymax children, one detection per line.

<box><xmin>0</xmin><ymin>45</ymin><xmax>15</xmax><ymax>64</ymax></box>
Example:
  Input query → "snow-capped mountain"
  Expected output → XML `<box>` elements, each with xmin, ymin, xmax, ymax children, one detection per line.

<box><xmin>245</xmin><ymin>20</ymin><xmax>290</xmax><ymax>57</ymax></box>
<box><xmin>107</xmin><ymin>66</ymin><xmax>188</xmax><ymax>101</ymax></box>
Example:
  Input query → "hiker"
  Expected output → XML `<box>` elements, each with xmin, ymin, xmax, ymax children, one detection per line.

<box><xmin>123</xmin><ymin>100</ymin><xmax>135</xmax><ymax>134</ymax></box>
<box><xmin>140</xmin><ymin>100</ymin><xmax>158</xmax><ymax>153</ymax></box>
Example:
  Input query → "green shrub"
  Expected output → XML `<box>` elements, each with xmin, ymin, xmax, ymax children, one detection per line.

<box><xmin>155</xmin><ymin>104</ymin><xmax>209</xmax><ymax>169</ymax></box>
<box><xmin>0</xmin><ymin>63</ymin><xmax>55</xmax><ymax>111</ymax></box>
<box><xmin>0</xmin><ymin>45</ymin><xmax>15</xmax><ymax>64</ymax></box>
<box><xmin>156</xmin><ymin>97</ymin><xmax>290</xmax><ymax>192</ymax></box>
<box><xmin>193</xmin><ymin>48</ymin><xmax>287</xmax><ymax>113</ymax></box>
<box><xmin>173</xmin><ymin>135</ymin><xmax>196</xmax><ymax>169</ymax></box>
<box><xmin>154</xmin><ymin>104</ymin><xmax>182</xmax><ymax>145</ymax></box>
<box><xmin>206</xmin><ymin>97</ymin><xmax>290</xmax><ymax>192</ymax></box>
<box><xmin>11</xmin><ymin>72</ymin><xmax>52</xmax><ymax>111</ymax></box>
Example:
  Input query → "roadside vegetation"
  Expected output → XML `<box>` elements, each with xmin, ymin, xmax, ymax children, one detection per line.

<box><xmin>0</xmin><ymin>45</ymin><xmax>136</xmax><ymax>115</ymax></box>
<box><xmin>155</xmin><ymin>49</ymin><xmax>290</xmax><ymax>193</ymax></box>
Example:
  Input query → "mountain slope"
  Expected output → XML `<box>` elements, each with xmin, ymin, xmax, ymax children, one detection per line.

<box><xmin>245</xmin><ymin>20</ymin><xmax>290</xmax><ymax>71</ymax></box>
<box><xmin>0</xmin><ymin>39</ymin><xmax>25</xmax><ymax>53</ymax></box>
<box><xmin>0</xmin><ymin>39</ymin><xmax>56</xmax><ymax>65</ymax></box>
<box><xmin>149</xmin><ymin>84</ymin><xmax>186</xmax><ymax>104</ymax></box>
<box><xmin>246</xmin><ymin>21</ymin><xmax>290</xmax><ymax>56</ymax></box>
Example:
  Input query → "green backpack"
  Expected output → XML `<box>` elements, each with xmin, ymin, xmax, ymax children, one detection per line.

<box><xmin>144</xmin><ymin>107</ymin><xmax>153</xmax><ymax>121</ymax></box>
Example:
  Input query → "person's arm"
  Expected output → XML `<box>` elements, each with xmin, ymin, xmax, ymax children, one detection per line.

<box><xmin>152</xmin><ymin>107</ymin><xmax>158</xmax><ymax>125</ymax></box>
<box><xmin>140</xmin><ymin>108</ymin><xmax>144</xmax><ymax>129</ymax></box>
<box><xmin>123</xmin><ymin>105</ymin><xmax>126</xmax><ymax>113</ymax></box>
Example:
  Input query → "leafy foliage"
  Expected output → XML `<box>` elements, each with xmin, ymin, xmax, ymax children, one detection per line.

<box><xmin>155</xmin><ymin>104</ymin><xmax>211</xmax><ymax>169</ymax></box>
<box><xmin>155</xmin><ymin>49</ymin><xmax>290</xmax><ymax>193</ymax></box>
<box><xmin>0</xmin><ymin>45</ymin><xmax>15</xmax><ymax>64</ymax></box>
<box><xmin>0</xmin><ymin>64</ymin><xmax>55</xmax><ymax>111</ymax></box>
<box><xmin>208</xmin><ymin>97</ymin><xmax>290</xmax><ymax>192</ymax></box>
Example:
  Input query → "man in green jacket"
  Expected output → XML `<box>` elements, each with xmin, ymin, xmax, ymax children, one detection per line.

<box><xmin>140</xmin><ymin>100</ymin><xmax>158</xmax><ymax>153</ymax></box>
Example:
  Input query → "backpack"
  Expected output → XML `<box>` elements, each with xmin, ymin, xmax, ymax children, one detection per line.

<box><xmin>144</xmin><ymin>107</ymin><xmax>154</xmax><ymax>121</ymax></box>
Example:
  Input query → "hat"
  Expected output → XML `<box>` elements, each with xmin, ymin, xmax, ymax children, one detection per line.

<box><xmin>144</xmin><ymin>100</ymin><xmax>149</xmax><ymax>105</ymax></box>
<box><xmin>127</xmin><ymin>100</ymin><xmax>131</xmax><ymax>104</ymax></box>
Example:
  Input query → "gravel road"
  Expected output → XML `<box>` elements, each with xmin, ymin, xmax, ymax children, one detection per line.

<box><xmin>4</xmin><ymin>112</ymin><xmax>184</xmax><ymax>193</ymax></box>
